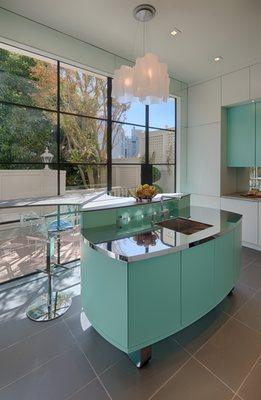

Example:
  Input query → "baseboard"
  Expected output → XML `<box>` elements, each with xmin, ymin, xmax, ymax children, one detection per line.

<box><xmin>242</xmin><ymin>242</ymin><xmax>261</xmax><ymax>251</ymax></box>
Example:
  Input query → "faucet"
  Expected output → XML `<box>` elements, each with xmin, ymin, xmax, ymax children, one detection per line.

<box><xmin>160</xmin><ymin>195</ymin><xmax>176</xmax><ymax>217</ymax></box>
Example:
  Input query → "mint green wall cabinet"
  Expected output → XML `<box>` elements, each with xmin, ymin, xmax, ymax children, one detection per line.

<box><xmin>255</xmin><ymin>101</ymin><xmax>261</xmax><ymax>166</ymax></box>
<box><xmin>181</xmin><ymin>241</ymin><xmax>215</xmax><ymax>326</ymax></box>
<box><xmin>227</xmin><ymin>103</ymin><xmax>255</xmax><ymax>167</ymax></box>
<box><xmin>214</xmin><ymin>230</ymin><xmax>234</xmax><ymax>304</ymax></box>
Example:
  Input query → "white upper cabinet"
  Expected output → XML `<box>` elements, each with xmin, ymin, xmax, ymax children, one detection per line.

<box><xmin>188</xmin><ymin>123</ymin><xmax>221</xmax><ymax>197</ymax></box>
<box><xmin>188</xmin><ymin>78</ymin><xmax>221</xmax><ymax>126</ymax></box>
<box><xmin>250</xmin><ymin>63</ymin><xmax>261</xmax><ymax>100</ymax></box>
<box><xmin>221</xmin><ymin>68</ymin><xmax>250</xmax><ymax>106</ymax></box>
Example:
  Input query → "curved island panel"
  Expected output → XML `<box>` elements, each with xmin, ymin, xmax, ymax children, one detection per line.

<box><xmin>80</xmin><ymin>196</ymin><xmax>242</xmax><ymax>367</ymax></box>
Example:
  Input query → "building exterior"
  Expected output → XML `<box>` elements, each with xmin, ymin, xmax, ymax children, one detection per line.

<box><xmin>139</xmin><ymin>128</ymin><xmax>175</xmax><ymax>163</ymax></box>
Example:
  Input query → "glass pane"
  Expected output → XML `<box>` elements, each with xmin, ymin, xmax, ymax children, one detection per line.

<box><xmin>149</xmin><ymin>97</ymin><xmax>175</xmax><ymax>129</ymax></box>
<box><xmin>152</xmin><ymin>165</ymin><xmax>175</xmax><ymax>193</ymax></box>
<box><xmin>61</xmin><ymin>164</ymin><xmax>107</xmax><ymax>191</ymax></box>
<box><xmin>0</xmin><ymin>221</ymin><xmax>46</xmax><ymax>283</ymax></box>
<box><xmin>112</xmin><ymin>123</ymin><xmax>145</xmax><ymax>162</ymax></box>
<box><xmin>45</xmin><ymin>205</ymin><xmax>81</xmax><ymax>265</ymax></box>
<box><xmin>0</xmin><ymin>104</ymin><xmax>57</xmax><ymax>163</ymax></box>
<box><xmin>112</xmin><ymin>98</ymin><xmax>145</xmax><ymax>125</ymax></box>
<box><xmin>60</xmin><ymin>63</ymin><xmax>107</xmax><ymax>118</ymax></box>
<box><xmin>0</xmin><ymin>43</ymin><xmax>57</xmax><ymax>109</ymax></box>
<box><xmin>149</xmin><ymin>129</ymin><xmax>175</xmax><ymax>164</ymax></box>
<box><xmin>112</xmin><ymin>164</ymin><xmax>141</xmax><ymax>190</ymax></box>
<box><xmin>60</xmin><ymin>114</ymin><xmax>107</xmax><ymax>163</ymax></box>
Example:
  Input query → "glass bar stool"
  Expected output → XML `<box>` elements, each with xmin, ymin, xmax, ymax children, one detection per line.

<box><xmin>23</xmin><ymin>210</ymin><xmax>73</xmax><ymax>322</ymax></box>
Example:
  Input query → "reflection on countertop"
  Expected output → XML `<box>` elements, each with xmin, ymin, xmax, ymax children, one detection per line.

<box><xmin>82</xmin><ymin>206</ymin><xmax>242</xmax><ymax>262</ymax></box>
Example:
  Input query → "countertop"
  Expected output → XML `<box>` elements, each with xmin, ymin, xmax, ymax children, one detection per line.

<box><xmin>221</xmin><ymin>193</ymin><xmax>261</xmax><ymax>202</ymax></box>
<box><xmin>82</xmin><ymin>206</ymin><xmax>242</xmax><ymax>262</ymax></box>
<box><xmin>0</xmin><ymin>192</ymin><xmax>189</xmax><ymax>209</ymax></box>
<box><xmin>81</xmin><ymin>193</ymin><xmax>189</xmax><ymax>211</ymax></box>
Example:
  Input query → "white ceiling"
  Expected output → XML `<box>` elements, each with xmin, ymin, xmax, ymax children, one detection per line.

<box><xmin>1</xmin><ymin>0</ymin><xmax>261</xmax><ymax>83</ymax></box>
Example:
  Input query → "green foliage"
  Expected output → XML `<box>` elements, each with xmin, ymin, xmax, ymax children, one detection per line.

<box><xmin>0</xmin><ymin>49</ymin><xmax>56</xmax><ymax>167</ymax></box>
<box><xmin>152</xmin><ymin>166</ymin><xmax>162</xmax><ymax>192</ymax></box>
<box><xmin>152</xmin><ymin>166</ymin><xmax>161</xmax><ymax>182</ymax></box>
<box><xmin>0</xmin><ymin>47</ymin><xmax>128</xmax><ymax>188</ymax></box>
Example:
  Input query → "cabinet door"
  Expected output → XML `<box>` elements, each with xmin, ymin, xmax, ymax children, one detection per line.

<box><xmin>214</xmin><ymin>230</ymin><xmax>234</xmax><ymax>304</ymax></box>
<box><xmin>181</xmin><ymin>240</ymin><xmax>215</xmax><ymax>327</ymax></box>
<box><xmin>255</xmin><ymin>101</ymin><xmax>261</xmax><ymax>166</ymax></box>
<box><xmin>227</xmin><ymin>103</ymin><xmax>255</xmax><ymax>167</ymax></box>
<box><xmin>221</xmin><ymin>198</ymin><xmax>258</xmax><ymax>245</ymax></box>
<box><xmin>234</xmin><ymin>222</ymin><xmax>242</xmax><ymax>280</ymax></box>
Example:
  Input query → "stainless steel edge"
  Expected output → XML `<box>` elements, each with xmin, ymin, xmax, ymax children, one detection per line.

<box><xmin>83</xmin><ymin>216</ymin><xmax>242</xmax><ymax>262</ymax></box>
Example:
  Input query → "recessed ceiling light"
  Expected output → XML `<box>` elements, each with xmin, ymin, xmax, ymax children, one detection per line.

<box><xmin>251</xmin><ymin>99</ymin><xmax>255</xmax><ymax>103</ymax></box>
<box><xmin>170</xmin><ymin>28</ymin><xmax>181</xmax><ymax>37</ymax></box>
<box><xmin>213</xmin><ymin>56</ymin><xmax>223</xmax><ymax>63</ymax></box>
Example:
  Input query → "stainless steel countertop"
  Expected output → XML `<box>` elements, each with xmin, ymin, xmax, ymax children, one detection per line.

<box><xmin>221</xmin><ymin>193</ymin><xmax>261</xmax><ymax>202</ymax></box>
<box><xmin>82</xmin><ymin>206</ymin><xmax>242</xmax><ymax>262</ymax></box>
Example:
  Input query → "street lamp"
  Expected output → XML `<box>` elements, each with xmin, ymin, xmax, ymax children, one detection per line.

<box><xmin>41</xmin><ymin>147</ymin><xmax>54</xmax><ymax>169</ymax></box>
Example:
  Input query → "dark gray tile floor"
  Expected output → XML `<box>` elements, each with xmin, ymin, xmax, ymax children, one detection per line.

<box><xmin>0</xmin><ymin>247</ymin><xmax>260</xmax><ymax>400</ymax></box>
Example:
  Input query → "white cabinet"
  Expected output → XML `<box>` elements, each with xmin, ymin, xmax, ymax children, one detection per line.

<box><xmin>188</xmin><ymin>78</ymin><xmax>221</xmax><ymax>126</ymax></box>
<box><xmin>221</xmin><ymin>68</ymin><xmax>250</xmax><ymax>106</ymax></box>
<box><xmin>250</xmin><ymin>63</ymin><xmax>261</xmax><ymax>100</ymax></box>
<box><xmin>190</xmin><ymin>194</ymin><xmax>221</xmax><ymax>209</ymax></box>
<box><xmin>188</xmin><ymin>123</ymin><xmax>220</xmax><ymax>197</ymax></box>
<box><xmin>220</xmin><ymin>198</ymin><xmax>258</xmax><ymax>245</ymax></box>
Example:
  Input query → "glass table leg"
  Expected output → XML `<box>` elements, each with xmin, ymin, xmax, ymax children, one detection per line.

<box><xmin>26</xmin><ymin>237</ymin><xmax>72</xmax><ymax>321</ymax></box>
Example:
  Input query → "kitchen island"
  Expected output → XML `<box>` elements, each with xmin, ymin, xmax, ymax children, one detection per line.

<box><xmin>80</xmin><ymin>195</ymin><xmax>242</xmax><ymax>367</ymax></box>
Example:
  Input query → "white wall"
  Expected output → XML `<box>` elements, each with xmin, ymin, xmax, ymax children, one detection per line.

<box><xmin>187</xmin><ymin>60</ymin><xmax>261</xmax><ymax>207</ymax></box>
<box><xmin>0</xmin><ymin>169</ymin><xmax>66</xmax><ymax>223</ymax></box>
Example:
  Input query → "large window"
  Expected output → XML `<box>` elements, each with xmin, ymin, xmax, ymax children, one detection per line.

<box><xmin>0</xmin><ymin>42</ymin><xmax>176</xmax><ymax>283</ymax></box>
<box><xmin>0</xmin><ymin>43</ymin><xmax>176</xmax><ymax>193</ymax></box>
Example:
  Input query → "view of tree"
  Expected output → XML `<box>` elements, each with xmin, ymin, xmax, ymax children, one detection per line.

<box><xmin>0</xmin><ymin>48</ymin><xmax>130</xmax><ymax>187</ymax></box>
<box><xmin>0</xmin><ymin>49</ymin><xmax>56</xmax><ymax>166</ymax></box>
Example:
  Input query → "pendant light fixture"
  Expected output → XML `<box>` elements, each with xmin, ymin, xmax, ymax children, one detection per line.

<box><xmin>112</xmin><ymin>4</ymin><xmax>170</xmax><ymax>105</ymax></box>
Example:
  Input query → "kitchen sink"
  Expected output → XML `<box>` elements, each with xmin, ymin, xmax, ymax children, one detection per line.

<box><xmin>156</xmin><ymin>217</ymin><xmax>213</xmax><ymax>235</ymax></box>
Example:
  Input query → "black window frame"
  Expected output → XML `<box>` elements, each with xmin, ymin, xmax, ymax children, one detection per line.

<box><xmin>0</xmin><ymin>42</ymin><xmax>177</xmax><ymax>195</ymax></box>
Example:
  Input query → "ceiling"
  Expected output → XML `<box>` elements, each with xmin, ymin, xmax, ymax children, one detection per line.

<box><xmin>1</xmin><ymin>0</ymin><xmax>261</xmax><ymax>83</ymax></box>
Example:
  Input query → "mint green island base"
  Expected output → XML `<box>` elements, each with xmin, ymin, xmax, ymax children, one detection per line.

<box><xmin>80</xmin><ymin>198</ymin><xmax>242</xmax><ymax>368</ymax></box>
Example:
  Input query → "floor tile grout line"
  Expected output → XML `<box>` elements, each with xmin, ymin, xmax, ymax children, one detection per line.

<box><xmin>241</xmin><ymin>258</ymin><xmax>258</xmax><ymax>270</ymax></box>
<box><xmin>0</xmin><ymin>348</ymin><xmax>69</xmax><ymax>393</ymax></box>
<box><xmin>223</xmin><ymin>285</ymin><xmax>261</xmax><ymax>320</ymax></box>
<box><xmin>0</xmin><ymin>318</ymin><xmax>62</xmax><ymax>354</ymax></box>
<box><xmin>148</xmin><ymin>355</ymin><xmax>193</xmax><ymax>400</ymax></box>
<box><xmin>233</xmin><ymin>355</ymin><xmax>261</xmax><ymax>400</ymax></box>
<box><xmin>182</xmin><ymin>312</ymin><xmax>233</xmax><ymax>358</ymax></box>
<box><xmin>64</xmin><ymin>376</ymin><xmax>101</xmax><ymax>400</ymax></box>
<box><xmin>227</xmin><ymin>314</ymin><xmax>261</xmax><ymax>338</ymax></box>
<box><xmin>172</xmin><ymin>336</ymin><xmax>237</xmax><ymax>396</ymax></box>
<box><xmin>192</xmin><ymin>356</ymin><xmax>237</xmax><ymax>395</ymax></box>
<box><xmin>63</xmin><ymin>316</ymin><xmax>113</xmax><ymax>400</ymax></box>
<box><xmin>98</xmin><ymin>357</ymin><xmax>126</xmax><ymax>377</ymax></box>
<box><xmin>170</xmin><ymin>284</ymin><xmax>259</xmax><ymax>357</ymax></box>
<box><xmin>237</xmin><ymin>280</ymin><xmax>260</xmax><ymax>292</ymax></box>
<box><xmin>187</xmin><ymin>284</ymin><xmax>261</xmax><ymax>358</ymax></box>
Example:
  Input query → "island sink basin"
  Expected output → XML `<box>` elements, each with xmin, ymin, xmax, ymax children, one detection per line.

<box><xmin>156</xmin><ymin>217</ymin><xmax>213</xmax><ymax>235</ymax></box>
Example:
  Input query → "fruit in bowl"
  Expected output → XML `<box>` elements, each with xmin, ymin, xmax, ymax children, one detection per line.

<box><xmin>129</xmin><ymin>184</ymin><xmax>157</xmax><ymax>202</ymax></box>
